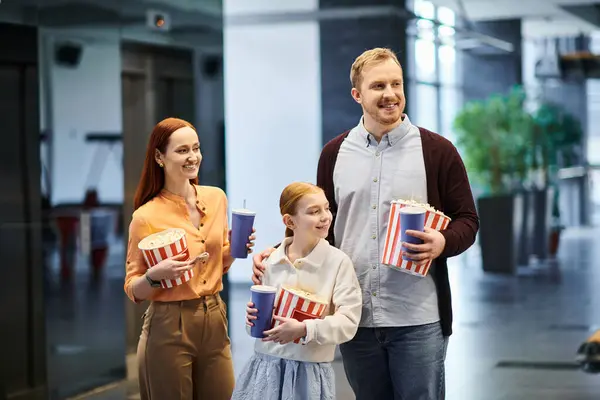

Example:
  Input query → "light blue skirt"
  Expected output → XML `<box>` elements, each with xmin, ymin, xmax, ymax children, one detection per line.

<box><xmin>231</xmin><ymin>352</ymin><xmax>335</xmax><ymax>400</ymax></box>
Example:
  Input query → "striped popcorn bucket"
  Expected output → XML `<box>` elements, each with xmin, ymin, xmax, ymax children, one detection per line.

<box><xmin>382</xmin><ymin>200</ymin><xmax>451</xmax><ymax>277</ymax></box>
<box><xmin>273</xmin><ymin>286</ymin><xmax>328</xmax><ymax>344</ymax></box>
<box><xmin>138</xmin><ymin>228</ymin><xmax>193</xmax><ymax>289</ymax></box>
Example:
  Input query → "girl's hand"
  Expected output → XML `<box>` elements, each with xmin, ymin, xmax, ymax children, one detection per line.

<box><xmin>262</xmin><ymin>316</ymin><xmax>307</xmax><ymax>345</ymax></box>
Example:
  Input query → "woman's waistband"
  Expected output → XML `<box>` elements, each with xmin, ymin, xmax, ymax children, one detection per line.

<box><xmin>153</xmin><ymin>293</ymin><xmax>222</xmax><ymax>308</ymax></box>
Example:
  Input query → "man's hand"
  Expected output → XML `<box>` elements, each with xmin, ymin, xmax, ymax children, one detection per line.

<box><xmin>402</xmin><ymin>227</ymin><xmax>446</xmax><ymax>265</ymax></box>
<box><xmin>252</xmin><ymin>247</ymin><xmax>276</xmax><ymax>285</ymax></box>
<box><xmin>262</xmin><ymin>316</ymin><xmax>307</xmax><ymax>345</ymax></box>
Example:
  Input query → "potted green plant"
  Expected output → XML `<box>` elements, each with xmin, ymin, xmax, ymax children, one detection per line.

<box><xmin>453</xmin><ymin>85</ymin><xmax>534</xmax><ymax>273</ymax></box>
<box><xmin>530</xmin><ymin>102</ymin><xmax>583</xmax><ymax>258</ymax></box>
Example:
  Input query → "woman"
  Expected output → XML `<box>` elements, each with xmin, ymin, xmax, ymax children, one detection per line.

<box><xmin>124</xmin><ymin>117</ymin><xmax>255</xmax><ymax>400</ymax></box>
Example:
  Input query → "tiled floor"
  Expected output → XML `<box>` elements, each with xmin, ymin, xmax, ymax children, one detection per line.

<box><xmin>70</xmin><ymin>227</ymin><xmax>600</xmax><ymax>399</ymax></box>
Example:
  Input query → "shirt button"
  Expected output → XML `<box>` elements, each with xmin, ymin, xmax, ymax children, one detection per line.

<box><xmin>372</xmin><ymin>292</ymin><xmax>377</xmax><ymax>297</ymax></box>
<box><xmin>371</xmin><ymin>234</ymin><xmax>376</xmax><ymax>239</ymax></box>
<box><xmin>200</xmin><ymin>223</ymin><xmax>204</xmax><ymax>227</ymax></box>
<box><xmin>201</xmin><ymin>240</ymin><xmax>205</xmax><ymax>243</ymax></box>
<box><xmin>375</xmin><ymin>152</ymin><xmax>380</xmax><ymax>157</ymax></box>
<box><xmin>372</xmin><ymin>205</ymin><xmax>377</xmax><ymax>210</ymax></box>
<box><xmin>202</xmin><ymin>207</ymin><xmax>206</xmax><ymax>211</ymax></box>
<box><xmin>373</xmin><ymin>178</ymin><xmax>378</xmax><ymax>183</ymax></box>
<box><xmin>196</xmin><ymin>200</ymin><xmax>199</xmax><ymax>204</ymax></box>
<box><xmin>203</xmin><ymin>279</ymin><xmax>207</xmax><ymax>284</ymax></box>
<box><xmin>372</xmin><ymin>264</ymin><xmax>377</xmax><ymax>269</ymax></box>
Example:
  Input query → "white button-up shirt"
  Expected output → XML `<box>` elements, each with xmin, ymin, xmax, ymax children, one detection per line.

<box><xmin>333</xmin><ymin>115</ymin><xmax>440</xmax><ymax>327</ymax></box>
<box><xmin>253</xmin><ymin>237</ymin><xmax>362</xmax><ymax>363</ymax></box>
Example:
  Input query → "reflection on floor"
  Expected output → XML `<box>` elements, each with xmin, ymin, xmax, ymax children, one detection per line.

<box><xmin>46</xmin><ymin>233</ymin><xmax>127</xmax><ymax>399</ymax></box>
<box><xmin>71</xmin><ymin>228</ymin><xmax>600</xmax><ymax>399</ymax></box>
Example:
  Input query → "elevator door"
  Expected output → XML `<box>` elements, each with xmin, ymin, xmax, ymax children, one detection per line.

<box><xmin>121</xmin><ymin>72</ymin><xmax>148</xmax><ymax>351</ymax></box>
<box><xmin>0</xmin><ymin>23</ymin><xmax>46</xmax><ymax>399</ymax></box>
<box><xmin>121</xmin><ymin>43</ymin><xmax>198</xmax><ymax>352</ymax></box>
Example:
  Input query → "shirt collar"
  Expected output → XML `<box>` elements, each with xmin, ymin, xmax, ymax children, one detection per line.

<box><xmin>269</xmin><ymin>237</ymin><xmax>330</xmax><ymax>269</ymax></box>
<box><xmin>159</xmin><ymin>183</ymin><xmax>207</xmax><ymax>214</ymax></box>
<box><xmin>356</xmin><ymin>114</ymin><xmax>413</xmax><ymax>147</ymax></box>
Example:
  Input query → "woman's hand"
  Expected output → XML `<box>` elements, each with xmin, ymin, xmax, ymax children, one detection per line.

<box><xmin>146</xmin><ymin>253</ymin><xmax>196</xmax><ymax>281</ymax></box>
<box><xmin>262</xmin><ymin>316</ymin><xmax>307</xmax><ymax>345</ymax></box>
<box><xmin>245</xmin><ymin>301</ymin><xmax>258</xmax><ymax>327</ymax></box>
<box><xmin>228</xmin><ymin>227</ymin><xmax>257</xmax><ymax>254</ymax></box>
<box><xmin>247</xmin><ymin>228</ymin><xmax>256</xmax><ymax>254</ymax></box>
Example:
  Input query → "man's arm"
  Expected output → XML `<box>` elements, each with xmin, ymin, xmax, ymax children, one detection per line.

<box><xmin>439</xmin><ymin>146</ymin><xmax>479</xmax><ymax>259</ymax></box>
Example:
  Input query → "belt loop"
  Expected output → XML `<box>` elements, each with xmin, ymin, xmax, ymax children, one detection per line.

<box><xmin>215</xmin><ymin>294</ymin><xmax>220</xmax><ymax>305</ymax></box>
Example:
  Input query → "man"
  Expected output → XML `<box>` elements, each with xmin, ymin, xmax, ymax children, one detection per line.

<box><xmin>252</xmin><ymin>48</ymin><xmax>479</xmax><ymax>399</ymax></box>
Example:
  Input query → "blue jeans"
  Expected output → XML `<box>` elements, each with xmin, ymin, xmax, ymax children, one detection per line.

<box><xmin>340</xmin><ymin>322</ymin><xmax>448</xmax><ymax>400</ymax></box>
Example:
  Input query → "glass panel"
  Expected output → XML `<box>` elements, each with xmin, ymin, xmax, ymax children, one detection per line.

<box><xmin>439</xmin><ymin>44</ymin><xmax>457</xmax><ymax>84</ymax></box>
<box><xmin>438</xmin><ymin>6</ymin><xmax>456</xmax><ymax>26</ymax></box>
<box><xmin>415</xmin><ymin>38</ymin><xmax>437</xmax><ymax>82</ymax></box>
<box><xmin>412</xmin><ymin>83</ymin><xmax>439</xmax><ymax>132</ymax></box>
<box><xmin>414</xmin><ymin>0</ymin><xmax>435</xmax><ymax>18</ymax></box>
<box><xmin>440</xmin><ymin>86</ymin><xmax>463</xmax><ymax>145</ymax></box>
<box><xmin>438</xmin><ymin>7</ymin><xmax>456</xmax><ymax>43</ymax></box>
<box><xmin>406</xmin><ymin>80</ymin><xmax>417</xmax><ymax>117</ymax></box>
<box><xmin>590</xmin><ymin>168</ymin><xmax>600</xmax><ymax>226</ymax></box>
<box><xmin>587</xmin><ymin>79</ymin><xmax>600</xmax><ymax>164</ymax></box>
<box><xmin>417</xmin><ymin>19</ymin><xmax>436</xmax><ymax>41</ymax></box>
<box><xmin>405</xmin><ymin>37</ymin><xmax>416</xmax><ymax>80</ymax></box>
<box><xmin>414</xmin><ymin>0</ymin><xmax>436</xmax><ymax>41</ymax></box>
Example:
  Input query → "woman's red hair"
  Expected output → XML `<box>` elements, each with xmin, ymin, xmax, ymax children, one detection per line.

<box><xmin>133</xmin><ymin>117</ymin><xmax>198</xmax><ymax>210</ymax></box>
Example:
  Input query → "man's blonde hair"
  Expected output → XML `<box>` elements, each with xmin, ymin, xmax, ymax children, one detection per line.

<box><xmin>350</xmin><ymin>48</ymin><xmax>401</xmax><ymax>90</ymax></box>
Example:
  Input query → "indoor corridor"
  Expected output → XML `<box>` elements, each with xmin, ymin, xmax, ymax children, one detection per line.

<box><xmin>63</xmin><ymin>227</ymin><xmax>600</xmax><ymax>400</ymax></box>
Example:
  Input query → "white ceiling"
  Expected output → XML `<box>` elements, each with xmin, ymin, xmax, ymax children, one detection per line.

<box><xmin>427</xmin><ymin>0</ymin><xmax>600</xmax><ymax>36</ymax></box>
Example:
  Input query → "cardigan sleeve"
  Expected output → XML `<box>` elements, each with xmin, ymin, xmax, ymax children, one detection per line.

<box><xmin>439</xmin><ymin>144</ymin><xmax>479</xmax><ymax>258</ymax></box>
<box><xmin>317</xmin><ymin>131</ymin><xmax>350</xmax><ymax>247</ymax></box>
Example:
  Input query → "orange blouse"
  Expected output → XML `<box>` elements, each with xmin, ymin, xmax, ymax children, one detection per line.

<box><xmin>124</xmin><ymin>184</ymin><xmax>235</xmax><ymax>302</ymax></box>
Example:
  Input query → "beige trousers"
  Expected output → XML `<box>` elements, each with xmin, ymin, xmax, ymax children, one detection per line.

<box><xmin>137</xmin><ymin>295</ymin><xmax>234</xmax><ymax>400</ymax></box>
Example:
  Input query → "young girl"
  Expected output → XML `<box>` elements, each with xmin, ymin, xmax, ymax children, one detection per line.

<box><xmin>231</xmin><ymin>182</ymin><xmax>362</xmax><ymax>400</ymax></box>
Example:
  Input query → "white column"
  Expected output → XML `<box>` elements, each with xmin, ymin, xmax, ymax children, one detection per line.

<box><xmin>224</xmin><ymin>0</ymin><xmax>322</xmax><ymax>283</ymax></box>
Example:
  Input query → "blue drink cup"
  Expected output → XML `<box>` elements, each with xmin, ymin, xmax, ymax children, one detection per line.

<box><xmin>249</xmin><ymin>285</ymin><xmax>277</xmax><ymax>338</ymax></box>
<box><xmin>400</xmin><ymin>206</ymin><xmax>426</xmax><ymax>261</ymax></box>
<box><xmin>230</xmin><ymin>208</ymin><xmax>256</xmax><ymax>259</ymax></box>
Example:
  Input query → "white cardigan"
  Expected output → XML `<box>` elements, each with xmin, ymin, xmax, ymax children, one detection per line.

<box><xmin>252</xmin><ymin>237</ymin><xmax>362</xmax><ymax>363</ymax></box>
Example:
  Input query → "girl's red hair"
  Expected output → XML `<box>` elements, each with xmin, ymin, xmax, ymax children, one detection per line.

<box><xmin>133</xmin><ymin>117</ymin><xmax>198</xmax><ymax>210</ymax></box>
<box><xmin>279</xmin><ymin>182</ymin><xmax>323</xmax><ymax>237</ymax></box>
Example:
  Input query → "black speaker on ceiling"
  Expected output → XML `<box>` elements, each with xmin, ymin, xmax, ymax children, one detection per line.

<box><xmin>55</xmin><ymin>42</ymin><xmax>83</xmax><ymax>67</ymax></box>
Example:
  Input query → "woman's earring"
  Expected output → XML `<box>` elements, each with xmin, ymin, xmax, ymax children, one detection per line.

<box><xmin>158</xmin><ymin>162</ymin><xmax>164</xmax><ymax>168</ymax></box>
